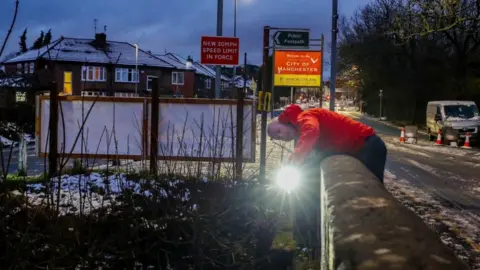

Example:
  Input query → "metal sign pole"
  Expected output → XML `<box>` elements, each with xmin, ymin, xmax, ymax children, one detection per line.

<box><xmin>270</xmin><ymin>43</ymin><xmax>276</xmax><ymax>119</ymax></box>
<box><xmin>320</xmin><ymin>34</ymin><xmax>324</xmax><ymax>108</ymax></box>
<box><xmin>259</xmin><ymin>26</ymin><xmax>270</xmax><ymax>184</ymax></box>
<box><xmin>235</xmin><ymin>52</ymin><xmax>246</xmax><ymax>181</ymax></box>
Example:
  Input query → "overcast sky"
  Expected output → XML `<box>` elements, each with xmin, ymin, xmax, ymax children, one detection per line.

<box><xmin>1</xmin><ymin>0</ymin><xmax>371</xmax><ymax>75</ymax></box>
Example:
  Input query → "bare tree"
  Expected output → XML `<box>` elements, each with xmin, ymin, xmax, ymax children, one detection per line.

<box><xmin>0</xmin><ymin>0</ymin><xmax>20</xmax><ymax>59</ymax></box>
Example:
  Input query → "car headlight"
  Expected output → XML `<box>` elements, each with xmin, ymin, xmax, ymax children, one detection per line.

<box><xmin>275</xmin><ymin>166</ymin><xmax>300</xmax><ymax>192</ymax></box>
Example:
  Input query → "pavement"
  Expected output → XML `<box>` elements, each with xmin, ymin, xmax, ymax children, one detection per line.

<box><xmin>341</xmin><ymin>110</ymin><xmax>480</xmax><ymax>268</ymax></box>
<box><xmin>1</xmin><ymin>146</ymin><xmax>109</xmax><ymax>176</ymax></box>
<box><xmin>0</xmin><ymin>146</ymin><xmax>46</xmax><ymax>175</ymax></box>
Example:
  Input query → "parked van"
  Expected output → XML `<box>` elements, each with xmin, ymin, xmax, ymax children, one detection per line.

<box><xmin>426</xmin><ymin>101</ymin><xmax>480</xmax><ymax>144</ymax></box>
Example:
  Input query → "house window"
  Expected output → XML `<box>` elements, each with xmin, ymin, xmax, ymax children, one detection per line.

<box><xmin>63</xmin><ymin>72</ymin><xmax>72</xmax><ymax>95</ymax></box>
<box><xmin>81</xmin><ymin>66</ymin><xmax>106</xmax><ymax>82</ymax></box>
<box><xmin>24</xmin><ymin>64</ymin><xmax>28</xmax><ymax>74</ymax></box>
<box><xmin>205</xmin><ymin>78</ymin><xmax>211</xmax><ymax>89</ymax></box>
<box><xmin>81</xmin><ymin>91</ymin><xmax>106</xmax><ymax>97</ymax></box>
<box><xmin>171</xmin><ymin>72</ymin><xmax>184</xmax><ymax>85</ymax></box>
<box><xmin>115</xmin><ymin>68</ymin><xmax>139</xmax><ymax>83</ymax></box>
<box><xmin>29</xmin><ymin>63</ymin><xmax>35</xmax><ymax>74</ymax></box>
<box><xmin>16</xmin><ymin>92</ymin><xmax>26</xmax><ymax>102</ymax></box>
<box><xmin>114</xmin><ymin>92</ymin><xmax>138</xmax><ymax>97</ymax></box>
<box><xmin>147</xmin><ymin>75</ymin><xmax>158</xmax><ymax>91</ymax></box>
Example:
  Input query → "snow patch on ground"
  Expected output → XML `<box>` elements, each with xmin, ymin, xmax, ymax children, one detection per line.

<box><xmin>384</xmin><ymin>169</ymin><xmax>480</xmax><ymax>269</ymax></box>
<box><xmin>14</xmin><ymin>173</ymin><xmax>191</xmax><ymax>215</ymax></box>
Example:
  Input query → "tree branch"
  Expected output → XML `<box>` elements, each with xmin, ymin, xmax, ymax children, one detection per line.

<box><xmin>0</xmin><ymin>0</ymin><xmax>20</xmax><ymax>59</ymax></box>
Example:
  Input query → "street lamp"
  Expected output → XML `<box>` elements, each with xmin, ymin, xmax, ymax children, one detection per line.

<box><xmin>231</xmin><ymin>0</ymin><xmax>238</xmax><ymax>87</ymax></box>
<box><xmin>215</xmin><ymin>0</ymin><xmax>223</xmax><ymax>98</ymax></box>
<box><xmin>134</xmin><ymin>43</ymin><xmax>139</xmax><ymax>96</ymax></box>
<box><xmin>379</xmin><ymin>89</ymin><xmax>384</xmax><ymax>118</ymax></box>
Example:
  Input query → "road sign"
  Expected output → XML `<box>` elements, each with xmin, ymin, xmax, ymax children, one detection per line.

<box><xmin>273</xmin><ymin>50</ymin><xmax>322</xmax><ymax>87</ymax></box>
<box><xmin>273</xmin><ymin>31</ymin><xmax>310</xmax><ymax>47</ymax></box>
<box><xmin>200</xmin><ymin>36</ymin><xmax>240</xmax><ymax>65</ymax></box>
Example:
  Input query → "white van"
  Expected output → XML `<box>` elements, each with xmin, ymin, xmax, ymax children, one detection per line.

<box><xmin>426</xmin><ymin>101</ymin><xmax>480</xmax><ymax>144</ymax></box>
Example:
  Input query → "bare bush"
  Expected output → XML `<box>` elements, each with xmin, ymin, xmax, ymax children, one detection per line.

<box><xmin>0</xmin><ymin>97</ymin><xmax>294</xmax><ymax>269</ymax></box>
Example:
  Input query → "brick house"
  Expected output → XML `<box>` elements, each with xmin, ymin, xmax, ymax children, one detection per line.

<box><xmin>156</xmin><ymin>53</ymin><xmax>231</xmax><ymax>98</ymax></box>
<box><xmin>2</xmin><ymin>33</ymin><xmax>198</xmax><ymax>98</ymax></box>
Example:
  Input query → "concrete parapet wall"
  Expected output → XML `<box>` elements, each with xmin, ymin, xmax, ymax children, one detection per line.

<box><xmin>319</xmin><ymin>155</ymin><xmax>468</xmax><ymax>270</ymax></box>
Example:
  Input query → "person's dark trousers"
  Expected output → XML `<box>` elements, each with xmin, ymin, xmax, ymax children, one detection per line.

<box><xmin>357</xmin><ymin>135</ymin><xmax>387</xmax><ymax>183</ymax></box>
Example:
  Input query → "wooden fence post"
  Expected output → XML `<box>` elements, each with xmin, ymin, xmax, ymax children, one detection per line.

<box><xmin>150</xmin><ymin>77</ymin><xmax>159</xmax><ymax>175</ymax></box>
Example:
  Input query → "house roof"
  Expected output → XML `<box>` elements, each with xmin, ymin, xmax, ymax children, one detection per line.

<box><xmin>161</xmin><ymin>53</ymin><xmax>232</xmax><ymax>81</ymax></box>
<box><xmin>3</xmin><ymin>37</ymin><xmax>176</xmax><ymax>69</ymax></box>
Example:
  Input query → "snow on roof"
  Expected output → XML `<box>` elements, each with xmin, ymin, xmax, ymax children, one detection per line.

<box><xmin>192</xmin><ymin>62</ymin><xmax>216</xmax><ymax>78</ymax></box>
<box><xmin>4</xmin><ymin>37</ymin><xmax>175</xmax><ymax>69</ymax></box>
<box><xmin>0</xmin><ymin>76</ymin><xmax>31</xmax><ymax>88</ymax></box>
<box><xmin>153</xmin><ymin>54</ymin><xmax>186</xmax><ymax>69</ymax></box>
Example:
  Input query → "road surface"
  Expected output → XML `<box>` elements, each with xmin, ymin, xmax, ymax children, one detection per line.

<box><xmin>343</xmin><ymin>110</ymin><xmax>480</xmax><ymax>267</ymax></box>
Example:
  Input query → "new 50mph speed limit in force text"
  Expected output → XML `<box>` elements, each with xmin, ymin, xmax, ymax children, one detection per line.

<box><xmin>201</xmin><ymin>36</ymin><xmax>240</xmax><ymax>65</ymax></box>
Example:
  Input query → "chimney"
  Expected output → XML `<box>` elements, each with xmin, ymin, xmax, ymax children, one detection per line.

<box><xmin>94</xmin><ymin>33</ymin><xmax>107</xmax><ymax>48</ymax></box>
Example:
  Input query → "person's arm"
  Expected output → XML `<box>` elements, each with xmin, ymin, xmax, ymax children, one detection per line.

<box><xmin>289</xmin><ymin>115</ymin><xmax>320</xmax><ymax>164</ymax></box>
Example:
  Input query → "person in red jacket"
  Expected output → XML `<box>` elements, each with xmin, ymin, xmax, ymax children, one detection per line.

<box><xmin>267</xmin><ymin>104</ymin><xmax>387</xmax><ymax>182</ymax></box>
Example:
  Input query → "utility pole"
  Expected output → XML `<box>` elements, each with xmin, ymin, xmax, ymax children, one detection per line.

<box><xmin>329</xmin><ymin>0</ymin><xmax>338</xmax><ymax>111</ymax></box>
<box><xmin>231</xmin><ymin>0</ymin><xmax>237</xmax><ymax>89</ymax></box>
<box><xmin>215</xmin><ymin>0</ymin><xmax>224</xmax><ymax>98</ymax></box>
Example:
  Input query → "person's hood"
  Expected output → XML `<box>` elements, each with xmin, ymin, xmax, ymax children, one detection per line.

<box><xmin>278</xmin><ymin>104</ymin><xmax>303</xmax><ymax>126</ymax></box>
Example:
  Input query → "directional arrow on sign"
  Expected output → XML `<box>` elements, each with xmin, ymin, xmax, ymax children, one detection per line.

<box><xmin>273</xmin><ymin>30</ymin><xmax>310</xmax><ymax>47</ymax></box>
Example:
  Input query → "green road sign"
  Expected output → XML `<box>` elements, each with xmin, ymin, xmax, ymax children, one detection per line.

<box><xmin>273</xmin><ymin>31</ymin><xmax>310</xmax><ymax>47</ymax></box>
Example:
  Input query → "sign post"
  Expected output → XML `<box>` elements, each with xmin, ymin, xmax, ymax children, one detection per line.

<box><xmin>273</xmin><ymin>50</ymin><xmax>322</xmax><ymax>88</ymax></box>
<box><xmin>235</xmin><ymin>52</ymin><xmax>247</xmax><ymax>182</ymax></box>
<box><xmin>320</xmin><ymin>35</ymin><xmax>324</xmax><ymax>108</ymax></box>
<box><xmin>259</xmin><ymin>26</ymin><xmax>270</xmax><ymax>184</ymax></box>
<box><xmin>273</xmin><ymin>30</ymin><xmax>310</xmax><ymax>47</ymax></box>
<box><xmin>270</xmin><ymin>42</ymin><xmax>276</xmax><ymax>119</ymax></box>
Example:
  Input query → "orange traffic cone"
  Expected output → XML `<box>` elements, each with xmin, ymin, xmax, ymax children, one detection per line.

<box><xmin>399</xmin><ymin>128</ymin><xmax>406</xmax><ymax>143</ymax></box>
<box><xmin>462</xmin><ymin>132</ymin><xmax>472</xmax><ymax>149</ymax></box>
<box><xmin>435</xmin><ymin>129</ymin><xmax>442</xmax><ymax>146</ymax></box>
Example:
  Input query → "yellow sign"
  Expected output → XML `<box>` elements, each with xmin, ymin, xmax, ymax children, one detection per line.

<box><xmin>274</xmin><ymin>74</ymin><xmax>321</xmax><ymax>87</ymax></box>
<box><xmin>257</xmin><ymin>91</ymin><xmax>271</xmax><ymax>112</ymax></box>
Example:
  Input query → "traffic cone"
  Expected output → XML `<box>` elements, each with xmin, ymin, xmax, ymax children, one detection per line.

<box><xmin>399</xmin><ymin>128</ymin><xmax>406</xmax><ymax>143</ymax></box>
<box><xmin>434</xmin><ymin>129</ymin><xmax>442</xmax><ymax>146</ymax></box>
<box><xmin>462</xmin><ymin>132</ymin><xmax>472</xmax><ymax>149</ymax></box>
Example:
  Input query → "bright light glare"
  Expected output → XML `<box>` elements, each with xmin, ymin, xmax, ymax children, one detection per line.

<box><xmin>276</xmin><ymin>166</ymin><xmax>300</xmax><ymax>191</ymax></box>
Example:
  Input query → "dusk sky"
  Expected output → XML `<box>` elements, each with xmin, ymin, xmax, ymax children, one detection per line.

<box><xmin>1</xmin><ymin>0</ymin><xmax>371</xmax><ymax>70</ymax></box>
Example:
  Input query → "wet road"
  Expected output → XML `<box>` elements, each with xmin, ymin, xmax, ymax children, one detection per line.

<box><xmin>343</xmin><ymin>111</ymin><xmax>480</xmax><ymax>265</ymax></box>
<box><xmin>345</xmin><ymin>112</ymin><xmax>480</xmax><ymax>213</ymax></box>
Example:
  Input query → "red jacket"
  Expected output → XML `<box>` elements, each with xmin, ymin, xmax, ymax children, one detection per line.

<box><xmin>278</xmin><ymin>104</ymin><xmax>375</xmax><ymax>164</ymax></box>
